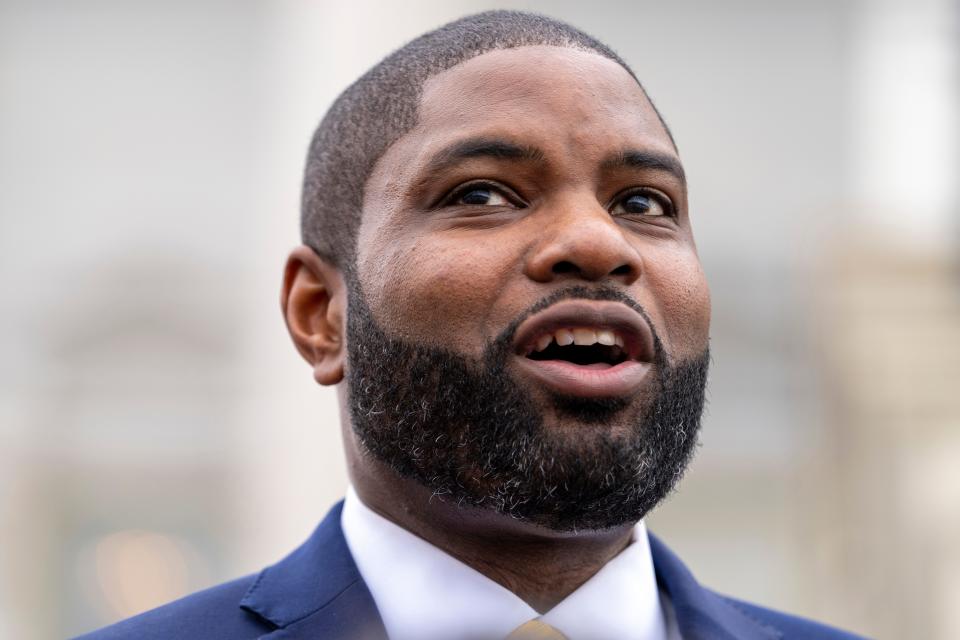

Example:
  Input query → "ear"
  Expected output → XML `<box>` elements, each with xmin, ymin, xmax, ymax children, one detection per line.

<box><xmin>281</xmin><ymin>245</ymin><xmax>347</xmax><ymax>385</ymax></box>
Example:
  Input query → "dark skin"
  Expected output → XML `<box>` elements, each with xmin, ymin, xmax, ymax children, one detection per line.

<box><xmin>282</xmin><ymin>46</ymin><xmax>711</xmax><ymax>613</ymax></box>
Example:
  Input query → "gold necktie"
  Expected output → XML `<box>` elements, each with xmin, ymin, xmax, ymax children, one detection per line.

<box><xmin>505</xmin><ymin>619</ymin><xmax>569</xmax><ymax>640</ymax></box>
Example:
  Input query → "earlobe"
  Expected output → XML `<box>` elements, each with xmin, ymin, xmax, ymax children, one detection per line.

<box><xmin>281</xmin><ymin>245</ymin><xmax>346</xmax><ymax>385</ymax></box>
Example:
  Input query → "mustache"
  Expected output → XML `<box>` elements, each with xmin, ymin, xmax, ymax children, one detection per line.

<box><xmin>487</xmin><ymin>285</ymin><xmax>665</xmax><ymax>361</ymax></box>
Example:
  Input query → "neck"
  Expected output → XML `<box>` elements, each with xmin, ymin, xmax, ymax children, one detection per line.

<box><xmin>350</xmin><ymin>458</ymin><xmax>635</xmax><ymax>613</ymax></box>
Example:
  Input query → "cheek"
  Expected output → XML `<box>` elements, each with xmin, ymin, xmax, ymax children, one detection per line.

<box><xmin>645</xmin><ymin>248</ymin><xmax>711</xmax><ymax>360</ymax></box>
<box><xmin>359</xmin><ymin>232</ymin><xmax>517</xmax><ymax>353</ymax></box>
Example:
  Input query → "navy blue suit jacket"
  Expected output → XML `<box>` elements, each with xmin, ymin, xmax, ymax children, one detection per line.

<box><xmin>75</xmin><ymin>502</ymin><xmax>866</xmax><ymax>639</ymax></box>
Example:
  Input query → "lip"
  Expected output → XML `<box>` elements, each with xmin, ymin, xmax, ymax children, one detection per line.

<box><xmin>510</xmin><ymin>299</ymin><xmax>655</xmax><ymax>398</ymax></box>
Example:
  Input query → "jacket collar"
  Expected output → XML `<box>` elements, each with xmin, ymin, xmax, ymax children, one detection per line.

<box><xmin>239</xmin><ymin>500</ymin><xmax>780</xmax><ymax>640</ymax></box>
<box><xmin>649</xmin><ymin>533</ymin><xmax>782</xmax><ymax>640</ymax></box>
<box><xmin>239</xmin><ymin>501</ymin><xmax>387</xmax><ymax>639</ymax></box>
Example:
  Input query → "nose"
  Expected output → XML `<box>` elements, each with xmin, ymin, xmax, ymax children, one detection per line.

<box><xmin>523</xmin><ymin>199</ymin><xmax>643</xmax><ymax>285</ymax></box>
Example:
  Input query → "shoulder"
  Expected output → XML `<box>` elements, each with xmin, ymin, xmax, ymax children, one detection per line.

<box><xmin>72</xmin><ymin>574</ymin><xmax>274</xmax><ymax>640</ymax></box>
<box><xmin>713</xmin><ymin>592</ymin><xmax>869</xmax><ymax>639</ymax></box>
<box><xmin>648</xmin><ymin>532</ymin><xmax>868</xmax><ymax>639</ymax></box>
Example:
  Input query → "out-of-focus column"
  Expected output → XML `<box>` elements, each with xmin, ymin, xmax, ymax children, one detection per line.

<box><xmin>848</xmin><ymin>0</ymin><xmax>958</xmax><ymax>249</ymax></box>
<box><xmin>810</xmin><ymin>1</ymin><xmax>959</xmax><ymax>637</ymax></box>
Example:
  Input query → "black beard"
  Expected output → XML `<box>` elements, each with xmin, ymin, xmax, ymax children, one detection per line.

<box><xmin>346</xmin><ymin>284</ymin><xmax>709</xmax><ymax>532</ymax></box>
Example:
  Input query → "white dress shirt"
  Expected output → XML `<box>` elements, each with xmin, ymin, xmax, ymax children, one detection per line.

<box><xmin>341</xmin><ymin>486</ymin><xmax>681</xmax><ymax>640</ymax></box>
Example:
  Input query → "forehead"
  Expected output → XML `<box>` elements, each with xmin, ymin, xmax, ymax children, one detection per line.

<box><xmin>417</xmin><ymin>45</ymin><xmax>668</xmax><ymax>147</ymax></box>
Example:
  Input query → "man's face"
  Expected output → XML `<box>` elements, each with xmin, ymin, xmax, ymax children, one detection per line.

<box><xmin>347</xmin><ymin>46</ymin><xmax>711</xmax><ymax>530</ymax></box>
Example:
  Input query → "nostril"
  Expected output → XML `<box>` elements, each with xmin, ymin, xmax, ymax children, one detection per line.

<box><xmin>611</xmin><ymin>264</ymin><xmax>632</xmax><ymax>276</ymax></box>
<box><xmin>552</xmin><ymin>261</ymin><xmax>578</xmax><ymax>274</ymax></box>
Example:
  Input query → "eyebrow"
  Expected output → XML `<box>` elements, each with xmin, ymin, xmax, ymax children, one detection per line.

<box><xmin>422</xmin><ymin>137</ymin><xmax>546</xmax><ymax>176</ymax></box>
<box><xmin>602</xmin><ymin>150</ymin><xmax>686</xmax><ymax>185</ymax></box>
<box><xmin>417</xmin><ymin>137</ymin><xmax>686</xmax><ymax>188</ymax></box>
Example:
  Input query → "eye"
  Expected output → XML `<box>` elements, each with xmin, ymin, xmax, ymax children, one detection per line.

<box><xmin>610</xmin><ymin>190</ymin><xmax>673</xmax><ymax>217</ymax></box>
<box><xmin>453</xmin><ymin>185</ymin><xmax>512</xmax><ymax>206</ymax></box>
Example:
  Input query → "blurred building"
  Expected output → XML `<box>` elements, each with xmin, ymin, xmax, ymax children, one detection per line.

<box><xmin>0</xmin><ymin>1</ymin><xmax>956</xmax><ymax>638</ymax></box>
<box><xmin>810</xmin><ymin>236</ymin><xmax>960</xmax><ymax>637</ymax></box>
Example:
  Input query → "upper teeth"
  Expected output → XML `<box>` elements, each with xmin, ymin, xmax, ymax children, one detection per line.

<box><xmin>533</xmin><ymin>328</ymin><xmax>625</xmax><ymax>352</ymax></box>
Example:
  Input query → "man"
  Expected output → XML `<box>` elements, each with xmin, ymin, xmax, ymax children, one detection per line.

<box><xmin>77</xmin><ymin>11</ymin><xmax>864</xmax><ymax>640</ymax></box>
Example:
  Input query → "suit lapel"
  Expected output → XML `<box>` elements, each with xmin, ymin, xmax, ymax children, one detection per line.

<box><xmin>649</xmin><ymin>533</ymin><xmax>782</xmax><ymax>640</ymax></box>
<box><xmin>238</xmin><ymin>501</ymin><xmax>782</xmax><ymax>639</ymax></box>
<box><xmin>239</xmin><ymin>501</ymin><xmax>387</xmax><ymax>640</ymax></box>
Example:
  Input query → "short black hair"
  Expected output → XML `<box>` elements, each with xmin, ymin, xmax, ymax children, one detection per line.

<box><xmin>301</xmin><ymin>10</ymin><xmax>670</xmax><ymax>275</ymax></box>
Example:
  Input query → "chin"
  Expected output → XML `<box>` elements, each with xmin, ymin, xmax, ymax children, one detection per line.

<box><xmin>540</xmin><ymin>390</ymin><xmax>650</xmax><ymax>431</ymax></box>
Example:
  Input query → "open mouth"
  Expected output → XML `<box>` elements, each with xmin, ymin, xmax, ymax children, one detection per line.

<box><xmin>511</xmin><ymin>300</ymin><xmax>655</xmax><ymax>398</ymax></box>
<box><xmin>524</xmin><ymin>328</ymin><xmax>630</xmax><ymax>368</ymax></box>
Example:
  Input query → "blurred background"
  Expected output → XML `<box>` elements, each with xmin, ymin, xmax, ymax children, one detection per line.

<box><xmin>1</xmin><ymin>0</ymin><xmax>957</xmax><ymax>638</ymax></box>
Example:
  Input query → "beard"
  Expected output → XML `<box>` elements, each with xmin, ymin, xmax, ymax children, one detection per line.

<box><xmin>345</xmin><ymin>284</ymin><xmax>709</xmax><ymax>532</ymax></box>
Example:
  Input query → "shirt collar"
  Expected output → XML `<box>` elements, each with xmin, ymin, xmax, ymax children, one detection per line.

<box><xmin>341</xmin><ymin>486</ymin><xmax>670</xmax><ymax>640</ymax></box>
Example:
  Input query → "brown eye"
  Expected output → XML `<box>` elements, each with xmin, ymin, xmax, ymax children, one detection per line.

<box><xmin>611</xmin><ymin>191</ymin><xmax>671</xmax><ymax>217</ymax></box>
<box><xmin>456</xmin><ymin>186</ymin><xmax>510</xmax><ymax>206</ymax></box>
